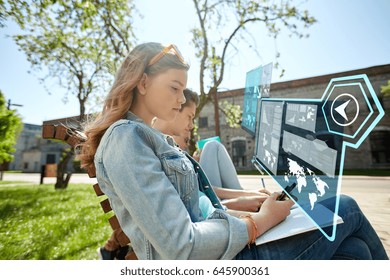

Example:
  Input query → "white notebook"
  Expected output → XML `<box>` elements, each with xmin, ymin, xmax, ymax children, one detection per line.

<box><xmin>256</xmin><ymin>203</ymin><xmax>343</xmax><ymax>245</ymax></box>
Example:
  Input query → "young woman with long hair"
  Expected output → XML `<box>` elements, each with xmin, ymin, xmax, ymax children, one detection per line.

<box><xmin>79</xmin><ymin>42</ymin><xmax>388</xmax><ymax>260</ymax></box>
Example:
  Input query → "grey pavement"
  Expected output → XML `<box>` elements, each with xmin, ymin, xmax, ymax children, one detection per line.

<box><xmin>2</xmin><ymin>172</ymin><xmax>96</xmax><ymax>185</ymax></box>
<box><xmin>2</xmin><ymin>172</ymin><xmax>390</xmax><ymax>258</ymax></box>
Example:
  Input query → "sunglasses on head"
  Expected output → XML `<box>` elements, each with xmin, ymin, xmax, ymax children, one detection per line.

<box><xmin>148</xmin><ymin>44</ymin><xmax>185</xmax><ymax>66</ymax></box>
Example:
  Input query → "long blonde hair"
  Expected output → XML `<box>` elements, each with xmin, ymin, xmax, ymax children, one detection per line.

<box><xmin>78</xmin><ymin>42</ymin><xmax>190</xmax><ymax>170</ymax></box>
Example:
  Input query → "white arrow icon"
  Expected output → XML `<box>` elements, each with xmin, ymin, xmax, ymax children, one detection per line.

<box><xmin>330</xmin><ymin>93</ymin><xmax>359</xmax><ymax>127</ymax></box>
<box><xmin>334</xmin><ymin>99</ymin><xmax>350</xmax><ymax>121</ymax></box>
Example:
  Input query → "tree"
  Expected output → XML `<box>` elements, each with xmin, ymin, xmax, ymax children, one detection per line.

<box><xmin>1</xmin><ymin>0</ymin><xmax>30</xmax><ymax>28</ymax></box>
<box><xmin>0</xmin><ymin>0</ymin><xmax>6</xmax><ymax>28</ymax></box>
<box><xmin>381</xmin><ymin>80</ymin><xmax>390</xmax><ymax>112</ymax></box>
<box><xmin>10</xmin><ymin>0</ymin><xmax>136</xmax><ymax>119</ymax></box>
<box><xmin>381</xmin><ymin>80</ymin><xmax>390</xmax><ymax>97</ymax></box>
<box><xmin>0</xmin><ymin>90</ymin><xmax>22</xmax><ymax>179</ymax></box>
<box><xmin>6</xmin><ymin>0</ymin><xmax>137</xmax><ymax>188</ymax></box>
<box><xmin>190</xmin><ymin>0</ymin><xmax>316</xmax><ymax>151</ymax></box>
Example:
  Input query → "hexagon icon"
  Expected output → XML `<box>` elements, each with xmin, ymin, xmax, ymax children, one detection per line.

<box><xmin>321</xmin><ymin>74</ymin><xmax>385</xmax><ymax>148</ymax></box>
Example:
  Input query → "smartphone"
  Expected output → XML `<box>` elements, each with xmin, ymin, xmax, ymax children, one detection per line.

<box><xmin>277</xmin><ymin>182</ymin><xmax>297</xmax><ymax>201</ymax></box>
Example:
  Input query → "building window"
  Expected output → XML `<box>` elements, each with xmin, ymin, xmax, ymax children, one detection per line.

<box><xmin>23</xmin><ymin>162</ymin><xmax>28</xmax><ymax>169</ymax></box>
<box><xmin>46</xmin><ymin>154</ymin><xmax>56</xmax><ymax>164</ymax></box>
<box><xmin>370</xmin><ymin>130</ymin><xmax>390</xmax><ymax>164</ymax></box>
<box><xmin>232</xmin><ymin>139</ymin><xmax>246</xmax><ymax>167</ymax></box>
<box><xmin>198</xmin><ymin>117</ymin><xmax>208</xmax><ymax>128</ymax></box>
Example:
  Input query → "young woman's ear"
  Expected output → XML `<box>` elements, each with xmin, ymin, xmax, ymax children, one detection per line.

<box><xmin>137</xmin><ymin>73</ymin><xmax>148</xmax><ymax>96</ymax></box>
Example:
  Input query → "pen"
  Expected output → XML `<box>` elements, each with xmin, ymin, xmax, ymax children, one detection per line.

<box><xmin>261</xmin><ymin>178</ymin><xmax>266</xmax><ymax>190</ymax></box>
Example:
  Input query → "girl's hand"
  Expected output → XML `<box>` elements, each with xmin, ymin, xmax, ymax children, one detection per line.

<box><xmin>237</xmin><ymin>189</ymin><xmax>270</xmax><ymax>198</ymax></box>
<box><xmin>253</xmin><ymin>192</ymin><xmax>295</xmax><ymax>236</ymax></box>
<box><xmin>258</xmin><ymin>188</ymin><xmax>272</xmax><ymax>196</ymax></box>
<box><xmin>222</xmin><ymin>196</ymin><xmax>268</xmax><ymax>212</ymax></box>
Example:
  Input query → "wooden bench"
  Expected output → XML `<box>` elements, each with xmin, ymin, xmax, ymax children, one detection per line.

<box><xmin>42</xmin><ymin>124</ymin><xmax>137</xmax><ymax>260</ymax></box>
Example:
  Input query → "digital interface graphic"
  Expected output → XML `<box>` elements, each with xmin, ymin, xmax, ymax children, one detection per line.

<box><xmin>241</xmin><ymin>63</ymin><xmax>273</xmax><ymax>136</ymax></box>
<box><xmin>251</xmin><ymin>74</ymin><xmax>385</xmax><ymax>241</ymax></box>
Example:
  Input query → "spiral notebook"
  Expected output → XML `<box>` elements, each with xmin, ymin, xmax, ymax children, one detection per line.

<box><xmin>256</xmin><ymin>204</ymin><xmax>343</xmax><ymax>245</ymax></box>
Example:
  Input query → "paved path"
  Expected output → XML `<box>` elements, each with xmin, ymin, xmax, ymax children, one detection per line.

<box><xmin>2</xmin><ymin>173</ymin><xmax>390</xmax><ymax>258</ymax></box>
<box><xmin>2</xmin><ymin>173</ymin><xmax>96</xmax><ymax>185</ymax></box>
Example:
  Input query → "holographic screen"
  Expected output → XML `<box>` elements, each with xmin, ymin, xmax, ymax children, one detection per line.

<box><xmin>244</xmin><ymin>67</ymin><xmax>385</xmax><ymax>241</ymax></box>
<box><xmin>241</xmin><ymin>63</ymin><xmax>273</xmax><ymax>136</ymax></box>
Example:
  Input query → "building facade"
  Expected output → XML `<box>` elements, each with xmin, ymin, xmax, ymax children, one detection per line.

<box><xmin>10</xmin><ymin>123</ymin><xmax>71</xmax><ymax>172</ymax></box>
<box><xmin>10</xmin><ymin>64</ymin><xmax>390</xmax><ymax>173</ymax></box>
<box><xmin>197</xmin><ymin>64</ymin><xmax>390</xmax><ymax>171</ymax></box>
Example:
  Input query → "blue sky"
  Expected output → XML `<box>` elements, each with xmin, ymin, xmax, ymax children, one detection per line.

<box><xmin>0</xmin><ymin>0</ymin><xmax>389</xmax><ymax>125</ymax></box>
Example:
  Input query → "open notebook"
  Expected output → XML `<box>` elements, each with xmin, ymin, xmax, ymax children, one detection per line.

<box><xmin>256</xmin><ymin>203</ymin><xmax>343</xmax><ymax>245</ymax></box>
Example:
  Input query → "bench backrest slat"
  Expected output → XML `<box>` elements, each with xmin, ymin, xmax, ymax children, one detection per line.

<box><xmin>42</xmin><ymin>123</ymin><xmax>135</xmax><ymax>259</ymax></box>
<box><xmin>100</xmin><ymin>198</ymin><xmax>112</xmax><ymax>213</ymax></box>
<box><xmin>108</xmin><ymin>215</ymin><xmax>121</xmax><ymax>231</ymax></box>
<box><xmin>93</xmin><ymin>183</ymin><xmax>105</xmax><ymax>196</ymax></box>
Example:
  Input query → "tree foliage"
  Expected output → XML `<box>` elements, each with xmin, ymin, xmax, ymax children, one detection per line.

<box><xmin>7</xmin><ymin>0</ymin><xmax>137</xmax><ymax>119</ymax></box>
<box><xmin>0</xmin><ymin>0</ymin><xmax>7</xmax><ymax>28</ymax></box>
<box><xmin>381</xmin><ymin>80</ymin><xmax>390</xmax><ymax>97</ymax></box>
<box><xmin>0</xmin><ymin>90</ymin><xmax>22</xmax><ymax>164</ymax></box>
<box><xmin>5</xmin><ymin>0</ymin><xmax>137</xmax><ymax>188</ymax></box>
<box><xmin>220</xmin><ymin>100</ymin><xmax>242</xmax><ymax>128</ymax></box>
<box><xmin>190</xmin><ymin>0</ymin><xmax>316</xmax><ymax>140</ymax></box>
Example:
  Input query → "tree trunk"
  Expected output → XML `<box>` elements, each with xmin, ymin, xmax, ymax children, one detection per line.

<box><xmin>189</xmin><ymin>94</ymin><xmax>212</xmax><ymax>154</ymax></box>
<box><xmin>212</xmin><ymin>88</ymin><xmax>220</xmax><ymax>137</ymax></box>
<box><xmin>55</xmin><ymin>149</ymin><xmax>73</xmax><ymax>190</ymax></box>
<box><xmin>54</xmin><ymin>96</ymin><xmax>84</xmax><ymax>190</ymax></box>
<box><xmin>188</xmin><ymin>129</ymin><xmax>197</xmax><ymax>156</ymax></box>
<box><xmin>79</xmin><ymin>100</ymin><xmax>86</xmax><ymax>122</ymax></box>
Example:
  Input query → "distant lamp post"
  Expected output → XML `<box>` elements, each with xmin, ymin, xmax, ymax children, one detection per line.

<box><xmin>7</xmin><ymin>99</ymin><xmax>23</xmax><ymax>110</ymax></box>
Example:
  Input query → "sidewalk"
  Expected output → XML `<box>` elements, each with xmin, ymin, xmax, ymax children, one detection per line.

<box><xmin>3</xmin><ymin>172</ymin><xmax>389</xmax><ymax>258</ymax></box>
<box><xmin>2</xmin><ymin>172</ymin><xmax>96</xmax><ymax>185</ymax></box>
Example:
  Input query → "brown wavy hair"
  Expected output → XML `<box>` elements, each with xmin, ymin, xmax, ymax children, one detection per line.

<box><xmin>181</xmin><ymin>88</ymin><xmax>200</xmax><ymax>111</ymax></box>
<box><xmin>78</xmin><ymin>42</ymin><xmax>190</xmax><ymax>171</ymax></box>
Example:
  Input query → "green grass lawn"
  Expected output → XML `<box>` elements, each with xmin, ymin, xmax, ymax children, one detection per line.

<box><xmin>0</xmin><ymin>183</ymin><xmax>112</xmax><ymax>260</ymax></box>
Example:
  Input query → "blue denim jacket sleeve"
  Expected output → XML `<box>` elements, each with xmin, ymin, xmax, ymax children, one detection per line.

<box><xmin>94</xmin><ymin>119</ymin><xmax>249</xmax><ymax>259</ymax></box>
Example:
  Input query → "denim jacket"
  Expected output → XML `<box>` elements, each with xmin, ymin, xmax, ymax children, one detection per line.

<box><xmin>94</xmin><ymin>112</ymin><xmax>248</xmax><ymax>259</ymax></box>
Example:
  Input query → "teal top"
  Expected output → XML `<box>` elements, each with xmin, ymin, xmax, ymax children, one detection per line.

<box><xmin>198</xmin><ymin>190</ymin><xmax>216</xmax><ymax>219</ymax></box>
